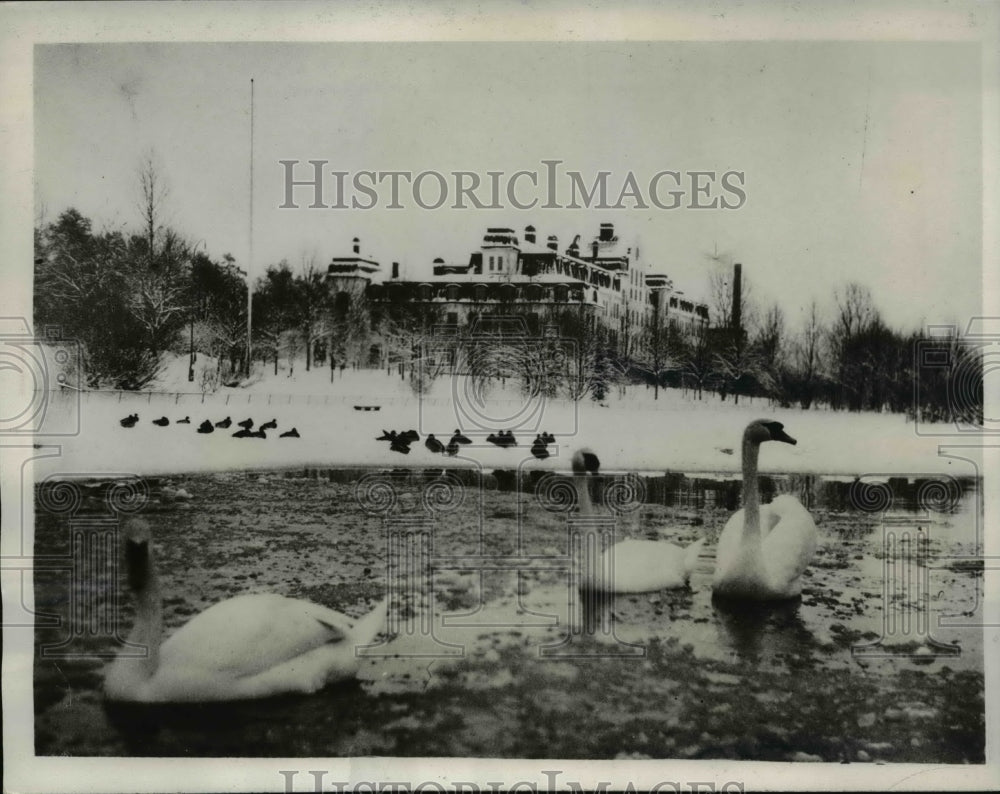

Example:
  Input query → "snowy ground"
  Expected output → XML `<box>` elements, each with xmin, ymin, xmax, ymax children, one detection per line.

<box><xmin>28</xmin><ymin>351</ymin><xmax>977</xmax><ymax>481</ymax></box>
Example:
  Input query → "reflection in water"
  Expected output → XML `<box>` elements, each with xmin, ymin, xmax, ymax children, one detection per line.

<box><xmin>711</xmin><ymin>596</ymin><xmax>815</xmax><ymax>664</ymax></box>
<box><xmin>103</xmin><ymin>678</ymin><xmax>370</xmax><ymax>755</ymax></box>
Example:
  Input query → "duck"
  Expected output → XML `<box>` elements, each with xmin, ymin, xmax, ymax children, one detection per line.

<box><xmin>451</xmin><ymin>430</ymin><xmax>472</xmax><ymax>445</ymax></box>
<box><xmin>279</xmin><ymin>427</ymin><xmax>300</xmax><ymax>438</ymax></box>
<box><xmin>572</xmin><ymin>449</ymin><xmax>704</xmax><ymax>593</ymax></box>
<box><xmin>176</xmin><ymin>417</ymin><xmax>191</xmax><ymax>424</ymax></box>
<box><xmin>237</xmin><ymin>418</ymin><xmax>254</xmax><ymax>430</ymax></box>
<box><xmin>196</xmin><ymin>420</ymin><xmax>214</xmax><ymax>434</ymax></box>
<box><xmin>445</xmin><ymin>439</ymin><xmax>459</xmax><ymax>457</ymax></box>
<box><xmin>250</xmin><ymin>428</ymin><xmax>267</xmax><ymax>439</ymax></box>
<box><xmin>120</xmin><ymin>414</ymin><xmax>139</xmax><ymax>428</ymax></box>
<box><xmin>542</xmin><ymin>432</ymin><xmax>555</xmax><ymax>444</ymax></box>
<box><xmin>486</xmin><ymin>433</ymin><xmax>501</xmax><ymax>446</ymax></box>
<box><xmin>712</xmin><ymin>419</ymin><xmax>818</xmax><ymax>601</ymax></box>
<box><xmin>401</xmin><ymin>429</ymin><xmax>420</xmax><ymax>443</ymax></box>
<box><xmin>425</xmin><ymin>434</ymin><xmax>445</xmax><ymax>454</ymax></box>
<box><xmin>232</xmin><ymin>428</ymin><xmax>253</xmax><ymax>438</ymax></box>
<box><xmin>152</xmin><ymin>417</ymin><xmax>170</xmax><ymax>427</ymax></box>
<box><xmin>259</xmin><ymin>419</ymin><xmax>278</xmax><ymax>431</ymax></box>
<box><xmin>530</xmin><ymin>436</ymin><xmax>550</xmax><ymax>460</ymax></box>
<box><xmin>215</xmin><ymin>417</ymin><xmax>232</xmax><ymax>429</ymax></box>
<box><xmin>104</xmin><ymin>519</ymin><xmax>388</xmax><ymax>703</ymax></box>
<box><xmin>503</xmin><ymin>431</ymin><xmax>518</xmax><ymax>447</ymax></box>
<box><xmin>390</xmin><ymin>437</ymin><xmax>411</xmax><ymax>454</ymax></box>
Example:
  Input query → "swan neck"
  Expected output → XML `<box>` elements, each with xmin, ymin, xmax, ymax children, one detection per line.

<box><xmin>128</xmin><ymin>551</ymin><xmax>163</xmax><ymax>678</ymax></box>
<box><xmin>576</xmin><ymin>474</ymin><xmax>594</xmax><ymax>515</ymax></box>
<box><xmin>741</xmin><ymin>436</ymin><xmax>761</xmax><ymax>537</ymax></box>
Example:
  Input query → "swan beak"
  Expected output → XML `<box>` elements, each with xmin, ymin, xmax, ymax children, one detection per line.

<box><xmin>773</xmin><ymin>428</ymin><xmax>797</xmax><ymax>445</ymax></box>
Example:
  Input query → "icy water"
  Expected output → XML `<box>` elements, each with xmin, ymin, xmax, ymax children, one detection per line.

<box><xmin>33</xmin><ymin>470</ymin><xmax>985</xmax><ymax>761</ymax></box>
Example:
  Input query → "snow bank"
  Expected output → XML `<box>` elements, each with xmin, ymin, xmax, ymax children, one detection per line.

<box><xmin>30</xmin><ymin>360</ymin><xmax>976</xmax><ymax>481</ymax></box>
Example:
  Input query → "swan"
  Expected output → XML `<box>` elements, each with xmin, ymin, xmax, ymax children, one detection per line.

<box><xmin>105</xmin><ymin>519</ymin><xmax>387</xmax><ymax>703</ymax></box>
<box><xmin>712</xmin><ymin>419</ymin><xmax>818</xmax><ymax>601</ymax></box>
<box><xmin>572</xmin><ymin>449</ymin><xmax>705</xmax><ymax>592</ymax></box>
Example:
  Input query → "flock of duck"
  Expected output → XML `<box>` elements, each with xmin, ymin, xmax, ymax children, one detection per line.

<box><xmin>119</xmin><ymin>413</ymin><xmax>300</xmax><ymax>438</ymax></box>
<box><xmin>105</xmin><ymin>418</ymin><xmax>818</xmax><ymax>704</ymax></box>
<box><xmin>379</xmin><ymin>428</ymin><xmax>557</xmax><ymax>458</ymax></box>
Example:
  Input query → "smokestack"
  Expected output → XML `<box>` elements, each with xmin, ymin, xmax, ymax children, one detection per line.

<box><xmin>599</xmin><ymin>222</ymin><xmax>614</xmax><ymax>242</ymax></box>
<box><xmin>352</xmin><ymin>237</ymin><xmax>360</xmax><ymax>255</ymax></box>
<box><xmin>591</xmin><ymin>240</ymin><xmax>599</xmax><ymax>261</ymax></box>
<box><xmin>391</xmin><ymin>261</ymin><xmax>399</xmax><ymax>279</ymax></box>
<box><xmin>732</xmin><ymin>263</ymin><xmax>742</xmax><ymax>331</ymax></box>
<box><xmin>525</xmin><ymin>225</ymin><xmax>536</xmax><ymax>244</ymax></box>
<box><xmin>547</xmin><ymin>235</ymin><xmax>558</xmax><ymax>251</ymax></box>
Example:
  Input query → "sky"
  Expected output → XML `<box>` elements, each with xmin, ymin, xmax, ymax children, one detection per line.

<box><xmin>33</xmin><ymin>39</ymin><xmax>984</xmax><ymax>332</ymax></box>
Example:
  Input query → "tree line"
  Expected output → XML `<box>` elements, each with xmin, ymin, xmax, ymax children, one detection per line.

<box><xmin>34</xmin><ymin>182</ymin><xmax>981</xmax><ymax>425</ymax></box>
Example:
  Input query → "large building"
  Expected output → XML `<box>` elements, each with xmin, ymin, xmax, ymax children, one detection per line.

<box><xmin>326</xmin><ymin>222</ymin><xmax>708</xmax><ymax>362</ymax></box>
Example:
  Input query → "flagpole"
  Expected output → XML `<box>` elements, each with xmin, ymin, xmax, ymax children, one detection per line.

<box><xmin>246</xmin><ymin>77</ymin><xmax>254</xmax><ymax>378</ymax></box>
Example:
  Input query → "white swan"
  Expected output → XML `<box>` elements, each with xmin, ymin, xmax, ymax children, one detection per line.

<box><xmin>105</xmin><ymin>519</ymin><xmax>387</xmax><ymax>702</ymax></box>
<box><xmin>712</xmin><ymin>419</ymin><xmax>818</xmax><ymax>600</ymax></box>
<box><xmin>572</xmin><ymin>449</ymin><xmax>705</xmax><ymax>593</ymax></box>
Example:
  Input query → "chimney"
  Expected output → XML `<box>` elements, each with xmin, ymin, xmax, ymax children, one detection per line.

<box><xmin>732</xmin><ymin>263</ymin><xmax>742</xmax><ymax>331</ymax></box>
<box><xmin>599</xmin><ymin>222</ymin><xmax>614</xmax><ymax>242</ymax></box>
<box><xmin>547</xmin><ymin>234</ymin><xmax>558</xmax><ymax>251</ymax></box>
<box><xmin>525</xmin><ymin>225</ymin><xmax>536</xmax><ymax>244</ymax></box>
<box><xmin>591</xmin><ymin>240</ymin><xmax>599</xmax><ymax>261</ymax></box>
<box><xmin>352</xmin><ymin>237</ymin><xmax>360</xmax><ymax>255</ymax></box>
<box><xmin>391</xmin><ymin>261</ymin><xmax>399</xmax><ymax>279</ymax></box>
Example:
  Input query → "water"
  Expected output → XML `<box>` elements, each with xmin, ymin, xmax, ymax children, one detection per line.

<box><xmin>32</xmin><ymin>469</ymin><xmax>985</xmax><ymax>761</ymax></box>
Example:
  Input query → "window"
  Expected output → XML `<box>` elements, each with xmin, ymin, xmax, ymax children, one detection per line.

<box><xmin>489</xmin><ymin>256</ymin><xmax>494</xmax><ymax>270</ymax></box>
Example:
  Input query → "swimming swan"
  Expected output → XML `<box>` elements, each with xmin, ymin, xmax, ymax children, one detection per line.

<box><xmin>712</xmin><ymin>419</ymin><xmax>818</xmax><ymax>601</ymax></box>
<box><xmin>572</xmin><ymin>449</ymin><xmax>705</xmax><ymax>593</ymax></box>
<box><xmin>105</xmin><ymin>519</ymin><xmax>387</xmax><ymax>702</ymax></box>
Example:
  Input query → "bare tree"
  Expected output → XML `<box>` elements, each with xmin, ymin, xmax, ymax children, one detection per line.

<box><xmin>295</xmin><ymin>255</ymin><xmax>333</xmax><ymax>372</ymax></box>
<box><xmin>791</xmin><ymin>299</ymin><xmax>826</xmax><ymax>408</ymax></box>
<box><xmin>137</xmin><ymin>151</ymin><xmax>170</xmax><ymax>269</ymax></box>
<box><xmin>635</xmin><ymin>315</ymin><xmax>681</xmax><ymax>400</ymax></box>
<box><xmin>552</xmin><ymin>309</ymin><xmax>613</xmax><ymax>401</ymax></box>
<box><xmin>678</xmin><ymin>322</ymin><xmax>714</xmax><ymax>400</ymax></box>
<box><xmin>754</xmin><ymin>303</ymin><xmax>786</xmax><ymax>401</ymax></box>
<box><xmin>830</xmin><ymin>282</ymin><xmax>880</xmax><ymax>410</ymax></box>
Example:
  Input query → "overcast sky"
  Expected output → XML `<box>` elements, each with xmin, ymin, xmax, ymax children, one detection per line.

<box><xmin>34</xmin><ymin>40</ymin><xmax>983</xmax><ymax>332</ymax></box>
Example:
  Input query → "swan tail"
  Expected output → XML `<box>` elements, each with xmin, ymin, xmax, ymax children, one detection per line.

<box><xmin>349</xmin><ymin>597</ymin><xmax>389</xmax><ymax>648</ymax></box>
<box><xmin>683</xmin><ymin>538</ymin><xmax>707</xmax><ymax>580</ymax></box>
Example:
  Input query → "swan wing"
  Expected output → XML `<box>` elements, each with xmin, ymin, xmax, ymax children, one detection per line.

<box><xmin>159</xmin><ymin>594</ymin><xmax>353</xmax><ymax>679</ymax></box>
<box><xmin>760</xmin><ymin>496</ymin><xmax>818</xmax><ymax>595</ymax></box>
<box><xmin>593</xmin><ymin>539</ymin><xmax>690</xmax><ymax>592</ymax></box>
<box><xmin>713</xmin><ymin>508</ymin><xmax>745</xmax><ymax>583</ymax></box>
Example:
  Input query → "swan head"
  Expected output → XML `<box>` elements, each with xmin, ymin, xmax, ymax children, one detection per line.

<box><xmin>745</xmin><ymin>419</ymin><xmax>797</xmax><ymax>446</ymax></box>
<box><xmin>121</xmin><ymin>519</ymin><xmax>154</xmax><ymax>591</ymax></box>
<box><xmin>571</xmin><ymin>448</ymin><xmax>601</xmax><ymax>475</ymax></box>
